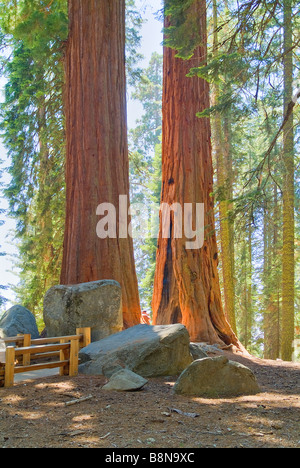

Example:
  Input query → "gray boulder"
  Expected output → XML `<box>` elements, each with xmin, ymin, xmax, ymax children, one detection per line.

<box><xmin>193</xmin><ymin>342</ymin><xmax>224</xmax><ymax>356</ymax></box>
<box><xmin>189</xmin><ymin>343</ymin><xmax>208</xmax><ymax>360</ymax></box>
<box><xmin>79</xmin><ymin>324</ymin><xmax>193</xmax><ymax>378</ymax></box>
<box><xmin>0</xmin><ymin>338</ymin><xmax>6</xmax><ymax>363</ymax></box>
<box><xmin>102</xmin><ymin>369</ymin><xmax>148</xmax><ymax>392</ymax></box>
<box><xmin>0</xmin><ymin>305</ymin><xmax>39</xmax><ymax>339</ymax></box>
<box><xmin>43</xmin><ymin>280</ymin><xmax>123</xmax><ymax>342</ymax></box>
<box><xmin>174</xmin><ymin>356</ymin><xmax>261</xmax><ymax>398</ymax></box>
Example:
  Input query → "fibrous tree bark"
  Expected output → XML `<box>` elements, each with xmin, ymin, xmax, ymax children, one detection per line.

<box><xmin>152</xmin><ymin>0</ymin><xmax>240</xmax><ymax>347</ymax></box>
<box><xmin>61</xmin><ymin>0</ymin><xmax>141</xmax><ymax>328</ymax></box>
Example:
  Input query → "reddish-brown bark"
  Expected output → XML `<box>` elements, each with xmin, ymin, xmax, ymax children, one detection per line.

<box><xmin>152</xmin><ymin>3</ymin><xmax>240</xmax><ymax>346</ymax></box>
<box><xmin>61</xmin><ymin>0</ymin><xmax>141</xmax><ymax>328</ymax></box>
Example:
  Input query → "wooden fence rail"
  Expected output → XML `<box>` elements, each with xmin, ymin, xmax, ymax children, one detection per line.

<box><xmin>0</xmin><ymin>328</ymin><xmax>91</xmax><ymax>388</ymax></box>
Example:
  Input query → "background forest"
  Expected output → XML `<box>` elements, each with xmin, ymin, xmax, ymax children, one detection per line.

<box><xmin>0</xmin><ymin>0</ymin><xmax>299</xmax><ymax>361</ymax></box>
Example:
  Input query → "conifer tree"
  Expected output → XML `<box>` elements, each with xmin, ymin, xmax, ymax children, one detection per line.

<box><xmin>211</xmin><ymin>0</ymin><xmax>236</xmax><ymax>333</ymax></box>
<box><xmin>0</xmin><ymin>0</ymin><xmax>68</xmax><ymax>316</ymax></box>
<box><xmin>0</xmin><ymin>163</ymin><xmax>7</xmax><ymax>309</ymax></box>
<box><xmin>281</xmin><ymin>0</ymin><xmax>295</xmax><ymax>361</ymax></box>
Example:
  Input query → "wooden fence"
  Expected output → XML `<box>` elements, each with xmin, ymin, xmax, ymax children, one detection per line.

<box><xmin>0</xmin><ymin>328</ymin><xmax>91</xmax><ymax>388</ymax></box>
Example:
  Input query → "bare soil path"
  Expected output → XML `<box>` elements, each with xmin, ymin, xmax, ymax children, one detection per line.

<box><xmin>0</xmin><ymin>352</ymin><xmax>299</xmax><ymax>448</ymax></box>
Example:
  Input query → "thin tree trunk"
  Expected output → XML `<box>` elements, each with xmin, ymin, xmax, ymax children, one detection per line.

<box><xmin>212</xmin><ymin>0</ymin><xmax>236</xmax><ymax>334</ymax></box>
<box><xmin>37</xmin><ymin>103</ymin><xmax>55</xmax><ymax>292</ymax></box>
<box><xmin>61</xmin><ymin>0</ymin><xmax>141</xmax><ymax>328</ymax></box>
<box><xmin>152</xmin><ymin>1</ymin><xmax>240</xmax><ymax>347</ymax></box>
<box><xmin>281</xmin><ymin>0</ymin><xmax>295</xmax><ymax>361</ymax></box>
<box><xmin>263</xmin><ymin>199</ymin><xmax>273</xmax><ymax>359</ymax></box>
<box><xmin>264</xmin><ymin>185</ymin><xmax>281</xmax><ymax>360</ymax></box>
<box><xmin>246</xmin><ymin>222</ymin><xmax>252</xmax><ymax>350</ymax></box>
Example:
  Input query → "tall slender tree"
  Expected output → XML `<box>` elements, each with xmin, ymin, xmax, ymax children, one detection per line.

<box><xmin>152</xmin><ymin>0</ymin><xmax>240</xmax><ymax>347</ymax></box>
<box><xmin>264</xmin><ymin>187</ymin><xmax>281</xmax><ymax>360</ymax></box>
<box><xmin>0</xmin><ymin>0</ymin><xmax>68</xmax><ymax>317</ymax></box>
<box><xmin>281</xmin><ymin>0</ymin><xmax>295</xmax><ymax>361</ymax></box>
<box><xmin>211</xmin><ymin>0</ymin><xmax>236</xmax><ymax>333</ymax></box>
<box><xmin>0</xmin><ymin>163</ymin><xmax>7</xmax><ymax>309</ymax></box>
<box><xmin>61</xmin><ymin>0</ymin><xmax>141</xmax><ymax>328</ymax></box>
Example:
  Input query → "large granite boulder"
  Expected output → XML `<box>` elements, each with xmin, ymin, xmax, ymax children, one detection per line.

<box><xmin>0</xmin><ymin>305</ymin><xmax>39</xmax><ymax>339</ymax></box>
<box><xmin>43</xmin><ymin>280</ymin><xmax>123</xmax><ymax>342</ymax></box>
<box><xmin>79</xmin><ymin>324</ymin><xmax>193</xmax><ymax>378</ymax></box>
<box><xmin>174</xmin><ymin>356</ymin><xmax>261</xmax><ymax>398</ymax></box>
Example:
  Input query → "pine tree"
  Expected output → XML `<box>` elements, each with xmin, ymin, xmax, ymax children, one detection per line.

<box><xmin>211</xmin><ymin>0</ymin><xmax>236</xmax><ymax>333</ymax></box>
<box><xmin>0</xmin><ymin>161</ymin><xmax>7</xmax><ymax>309</ymax></box>
<box><xmin>0</xmin><ymin>0</ymin><xmax>68</xmax><ymax>318</ymax></box>
<box><xmin>200</xmin><ymin>0</ymin><xmax>298</xmax><ymax>357</ymax></box>
<box><xmin>281</xmin><ymin>0</ymin><xmax>295</xmax><ymax>361</ymax></box>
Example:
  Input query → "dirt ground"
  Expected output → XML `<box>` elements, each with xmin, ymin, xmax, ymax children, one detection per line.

<box><xmin>0</xmin><ymin>352</ymin><xmax>299</xmax><ymax>449</ymax></box>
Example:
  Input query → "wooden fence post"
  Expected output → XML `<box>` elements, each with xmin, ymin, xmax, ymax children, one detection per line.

<box><xmin>69</xmin><ymin>339</ymin><xmax>79</xmax><ymax>377</ymax></box>
<box><xmin>23</xmin><ymin>334</ymin><xmax>31</xmax><ymax>367</ymax></box>
<box><xmin>60</xmin><ymin>338</ymin><xmax>69</xmax><ymax>376</ymax></box>
<box><xmin>5</xmin><ymin>347</ymin><xmax>15</xmax><ymax>388</ymax></box>
<box><xmin>76</xmin><ymin>328</ymin><xmax>91</xmax><ymax>348</ymax></box>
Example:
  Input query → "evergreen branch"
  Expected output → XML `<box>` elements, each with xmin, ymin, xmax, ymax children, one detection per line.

<box><xmin>244</xmin><ymin>88</ymin><xmax>300</xmax><ymax>191</ymax></box>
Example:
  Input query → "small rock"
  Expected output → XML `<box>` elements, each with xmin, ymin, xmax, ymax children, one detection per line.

<box><xmin>189</xmin><ymin>343</ymin><xmax>208</xmax><ymax>360</ymax></box>
<box><xmin>102</xmin><ymin>369</ymin><xmax>148</xmax><ymax>392</ymax></box>
<box><xmin>146</xmin><ymin>438</ymin><xmax>156</xmax><ymax>445</ymax></box>
<box><xmin>194</xmin><ymin>343</ymin><xmax>224</xmax><ymax>356</ymax></box>
<box><xmin>271</xmin><ymin>423</ymin><xmax>283</xmax><ymax>430</ymax></box>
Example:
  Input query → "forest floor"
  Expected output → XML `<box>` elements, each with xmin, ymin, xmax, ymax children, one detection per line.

<box><xmin>0</xmin><ymin>351</ymin><xmax>299</xmax><ymax>449</ymax></box>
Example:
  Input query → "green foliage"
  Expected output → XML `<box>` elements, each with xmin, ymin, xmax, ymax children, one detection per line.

<box><xmin>0</xmin><ymin>0</ymin><xmax>67</xmax><ymax>321</ymax></box>
<box><xmin>129</xmin><ymin>52</ymin><xmax>163</xmax><ymax>310</ymax></box>
<box><xmin>131</xmin><ymin>52</ymin><xmax>163</xmax><ymax>157</ymax></box>
<box><xmin>0</xmin><ymin>0</ymin><xmax>145</xmax><ymax>323</ymax></box>
<box><xmin>164</xmin><ymin>0</ymin><xmax>203</xmax><ymax>59</ymax></box>
<box><xmin>207</xmin><ymin>0</ymin><xmax>299</xmax><ymax>358</ymax></box>
<box><xmin>126</xmin><ymin>0</ymin><xmax>145</xmax><ymax>86</ymax></box>
<box><xmin>139</xmin><ymin>142</ymin><xmax>162</xmax><ymax>308</ymax></box>
<box><xmin>0</xmin><ymin>161</ymin><xmax>8</xmax><ymax>308</ymax></box>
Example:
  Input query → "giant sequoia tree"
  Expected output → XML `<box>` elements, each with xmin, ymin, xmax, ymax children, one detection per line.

<box><xmin>152</xmin><ymin>0</ymin><xmax>240</xmax><ymax>346</ymax></box>
<box><xmin>61</xmin><ymin>0</ymin><xmax>141</xmax><ymax>328</ymax></box>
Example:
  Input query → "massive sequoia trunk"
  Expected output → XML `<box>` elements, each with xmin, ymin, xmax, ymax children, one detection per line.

<box><xmin>61</xmin><ymin>0</ymin><xmax>141</xmax><ymax>328</ymax></box>
<box><xmin>152</xmin><ymin>1</ymin><xmax>240</xmax><ymax>347</ymax></box>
